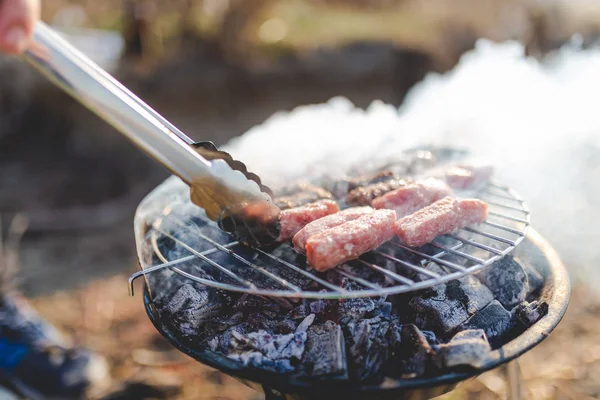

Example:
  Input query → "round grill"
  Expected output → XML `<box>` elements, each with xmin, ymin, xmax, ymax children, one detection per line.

<box><xmin>129</xmin><ymin>176</ymin><xmax>530</xmax><ymax>299</ymax></box>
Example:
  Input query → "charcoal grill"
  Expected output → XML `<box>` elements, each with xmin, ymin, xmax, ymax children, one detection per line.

<box><xmin>128</xmin><ymin>175</ymin><xmax>569</xmax><ymax>400</ymax></box>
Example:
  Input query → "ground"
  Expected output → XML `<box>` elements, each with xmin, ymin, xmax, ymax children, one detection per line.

<box><xmin>27</xmin><ymin>277</ymin><xmax>594</xmax><ymax>400</ymax></box>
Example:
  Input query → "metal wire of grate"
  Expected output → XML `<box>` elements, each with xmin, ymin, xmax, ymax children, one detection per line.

<box><xmin>129</xmin><ymin>181</ymin><xmax>530</xmax><ymax>299</ymax></box>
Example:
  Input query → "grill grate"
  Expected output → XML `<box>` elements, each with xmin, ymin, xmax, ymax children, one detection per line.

<box><xmin>129</xmin><ymin>181</ymin><xmax>530</xmax><ymax>299</ymax></box>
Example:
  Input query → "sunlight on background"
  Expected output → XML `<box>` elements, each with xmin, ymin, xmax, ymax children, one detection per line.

<box><xmin>258</xmin><ymin>17</ymin><xmax>288</xmax><ymax>43</ymax></box>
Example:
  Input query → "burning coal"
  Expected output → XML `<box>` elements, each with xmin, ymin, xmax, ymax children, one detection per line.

<box><xmin>224</xmin><ymin>39</ymin><xmax>600</xmax><ymax>283</ymax></box>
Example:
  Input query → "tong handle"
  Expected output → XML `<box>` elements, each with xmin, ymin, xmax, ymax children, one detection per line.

<box><xmin>21</xmin><ymin>22</ymin><xmax>209</xmax><ymax>184</ymax></box>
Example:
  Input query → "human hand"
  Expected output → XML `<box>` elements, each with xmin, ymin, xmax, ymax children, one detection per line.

<box><xmin>0</xmin><ymin>0</ymin><xmax>39</xmax><ymax>54</ymax></box>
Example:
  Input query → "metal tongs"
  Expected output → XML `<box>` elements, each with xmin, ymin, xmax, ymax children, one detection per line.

<box><xmin>21</xmin><ymin>22</ymin><xmax>280</xmax><ymax>245</ymax></box>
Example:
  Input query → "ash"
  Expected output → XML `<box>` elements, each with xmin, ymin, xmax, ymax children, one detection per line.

<box><xmin>153</xmin><ymin>252</ymin><xmax>547</xmax><ymax>381</ymax></box>
<box><xmin>219</xmin><ymin>328</ymin><xmax>308</xmax><ymax>373</ymax></box>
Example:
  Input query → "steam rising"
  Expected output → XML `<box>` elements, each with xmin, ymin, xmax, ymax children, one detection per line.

<box><xmin>224</xmin><ymin>40</ymin><xmax>600</xmax><ymax>282</ymax></box>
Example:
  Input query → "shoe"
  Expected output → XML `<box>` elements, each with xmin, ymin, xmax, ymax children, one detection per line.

<box><xmin>0</xmin><ymin>294</ymin><xmax>109</xmax><ymax>399</ymax></box>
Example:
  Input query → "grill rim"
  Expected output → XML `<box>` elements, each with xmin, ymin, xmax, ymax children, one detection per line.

<box><xmin>141</xmin><ymin>228</ymin><xmax>569</xmax><ymax>397</ymax></box>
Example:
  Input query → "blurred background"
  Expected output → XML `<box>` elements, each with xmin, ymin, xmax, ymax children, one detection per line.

<box><xmin>2</xmin><ymin>0</ymin><xmax>600</xmax><ymax>398</ymax></box>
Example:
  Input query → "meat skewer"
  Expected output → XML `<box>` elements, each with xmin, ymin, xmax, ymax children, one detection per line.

<box><xmin>275</xmin><ymin>191</ymin><xmax>331</xmax><ymax>210</ymax></box>
<box><xmin>372</xmin><ymin>178</ymin><xmax>451</xmax><ymax>218</ymax></box>
<box><xmin>292</xmin><ymin>206</ymin><xmax>374</xmax><ymax>252</ymax></box>
<box><xmin>305</xmin><ymin>209</ymin><xmax>396</xmax><ymax>272</ymax></box>
<box><xmin>345</xmin><ymin>170</ymin><xmax>398</xmax><ymax>191</ymax></box>
<box><xmin>394</xmin><ymin>197</ymin><xmax>488</xmax><ymax>247</ymax></box>
<box><xmin>346</xmin><ymin>178</ymin><xmax>412</xmax><ymax>206</ymax></box>
<box><xmin>277</xmin><ymin>199</ymin><xmax>340</xmax><ymax>242</ymax></box>
<box><xmin>325</xmin><ymin>170</ymin><xmax>398</xmax><ymax>198</ymax></box>
<box><xmin>274</xmin><ymin>183</ymin><xmax>334</xmax><ymax>210</ymax></box>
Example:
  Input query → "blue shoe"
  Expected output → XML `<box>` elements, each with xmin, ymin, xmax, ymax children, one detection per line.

<box><xmin>0</xmin><ymin>294</ymin><xmax>109</xmax><ymax>399</ymax></box>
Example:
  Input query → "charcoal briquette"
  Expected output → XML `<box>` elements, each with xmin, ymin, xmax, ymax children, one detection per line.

<box><xmin>434</xmin><ymin>329</ymin><xmax>491</xmax><ymax>369</ymax></box>
<box><xmin>339</xmin><ymin>295</ymin><xmax>379</xmax><ymax>322</ymax></box>
<box><xmin>456</xmin><ymin>300</ymin><xmax>513</xmax><ymax>347</ymax></box>
<box><xmin>447</xmin><ymin>275</ymin><xmax>494</xmax><ymax>316</ymax></box>
<box><xmin>514</xmin><ymin>300</ymin><xmax>549</xmax><ymax>327</ymax></box>
<box><xmin>410</xmin><ymin>263</ymin><xmax>494</xmax><ymax>333</ymax></box>
<box><xmin>391</xmin><ymin>324</ymin><xmax>435</xmax><ymax>377</ymax></box>
<box><xmin>479</xmin><ymin>256</ymin><xmax>529</xmax><ymax>308</ymax></box>
<box><xmin>345</xmin><ymin>316</ymin><xmax>394</xmax><ymax>380</ymax></box>
<box><xmin>410</xmin><ymin>284</ymin><xmax>470</xmax><ymax>334</ymax></box>
<box><xmin>164</xmin><ymin>283</ymin><xmax>224</xmax><ymax>337</ymax></box>
<box><xmin>409</xmin><ymin>270</ymin><xmax>493</xmax><ymax>335</ymax></box>
<box><xmin>302</xmin><ymin>321</ymin><xmax>348</xmax><ymax>378</ymax></box>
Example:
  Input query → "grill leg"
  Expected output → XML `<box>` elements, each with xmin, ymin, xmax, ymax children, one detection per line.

<box><xmin>503</xmin><ymin>360</ymin><xmax>522</xmax><ymax>400</ymax></box>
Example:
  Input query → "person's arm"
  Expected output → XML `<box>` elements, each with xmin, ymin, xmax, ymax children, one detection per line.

<box><xmin>0</xmin><ymin>0</ymin><xmax>39</xmax><ymax>54</ymax></box>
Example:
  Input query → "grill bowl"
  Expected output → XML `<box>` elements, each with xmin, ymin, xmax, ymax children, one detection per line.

<box><xmin>141</xmin><ymin>228</ymin><xmax>569</xmax><ymax>400</ymax></box>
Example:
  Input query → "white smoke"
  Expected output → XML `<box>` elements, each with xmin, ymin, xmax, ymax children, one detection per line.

<box><xmin>223</xmin><ymin>39</ymin><xmax>600</xmax><ymax>283</ymax></box>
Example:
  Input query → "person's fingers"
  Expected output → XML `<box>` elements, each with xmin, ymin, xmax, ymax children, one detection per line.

<box><xmin>0</xmin><ymin>0</ymin><xmax>40</xmax><ymax>54</ymax></box>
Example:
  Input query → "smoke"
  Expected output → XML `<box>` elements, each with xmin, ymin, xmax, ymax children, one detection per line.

<box><xmin>223</xmin><ymin>39</ymin><xmax>600</xmax><ymax>283</ymax></box>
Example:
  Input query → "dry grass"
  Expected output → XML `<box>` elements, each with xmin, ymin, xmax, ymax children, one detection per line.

<box><xmin>24</xmin><ymin>274</ymin><xmax>597</xmax><ymax>400</ymax></box>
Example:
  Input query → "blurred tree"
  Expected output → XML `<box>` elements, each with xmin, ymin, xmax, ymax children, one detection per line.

<box><xmin>39</xmin><ymin>0</ymin><xmax>600</xmax><ymax>71</ymax></box>
<box><xmin>122</xmin><ymin>0</ymin><xmax>145</xmax><ymax>59</ymax></box>
<box><xmin>180</xmin><ymin>0</ymin><xmax>201</xmax><ymax>41</ymax></box>
<box><xmin>121</xmin><ymin>0</ymin><xmax>167</xmax><ymax>73</ymax></box>
<box><xmin>217</xmin><ymin>0</ymin><xmax>277</xmax><ymax>66</ymax></box>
